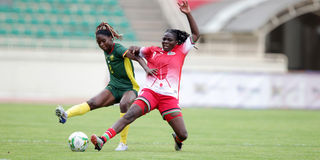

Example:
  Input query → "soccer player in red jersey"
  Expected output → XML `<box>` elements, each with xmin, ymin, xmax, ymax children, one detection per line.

<box><xmin>91</xmin><ymin>0</ymin><xmax>200</xmax><ymax>151</ymax></box>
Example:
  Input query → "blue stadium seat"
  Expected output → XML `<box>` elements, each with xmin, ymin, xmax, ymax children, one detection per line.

<box><xmin>23</xmin><ymin>29</ymin><xmax>33</xmax><ymax>36</ymax></box>
<box><xmin>5</xmin><ymin>18</ymin><xmax>15</xmax><ymax>24</ymax></box>
<box><xmin>0</xmin><ymin>5</ymin><xmax>10</xmax><ymax>12</ymax></box>
<box><xmin>11</xmin><ymin>29</ymin><xmax>20</xmax><ymax>35</ymax></box>
<box><xmin>0</xmin><ymin>28</ymin><xmax>7</xmax><ymax>35</ymax></box>
<box><xmin>43</xmin><ymin>19</ymin><xmax>52</xmax><ymax>25</ymax></box>
<box><xmin>35</xmin><ymin>30</ymin><xmax>45</xmax><ymax>37</ymax></box>
<box><xmin>49</xmin><ymin>30</ymin><xmax>59</xmax><ymax>38</ymax></box>
<box><xmin>17</xmin><ymin>18</ymin><xmax>26</xmax><ymax>24</ymax></box>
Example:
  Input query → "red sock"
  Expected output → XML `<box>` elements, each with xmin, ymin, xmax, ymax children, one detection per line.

<box><xmin>175</xmin><ymin>135</ymin><xmax>183</xmax><ymax>143</ymax></box>
<box><xmin>102</xmin><ymin>128</ymin><xmax>117</xmax><ymax>142</ymax></box>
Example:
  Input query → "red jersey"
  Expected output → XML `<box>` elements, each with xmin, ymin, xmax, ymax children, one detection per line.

<box><xmin>140</xmin><ymin>36</ymin><xmax>195</xmax><ymax>99</ymax></box>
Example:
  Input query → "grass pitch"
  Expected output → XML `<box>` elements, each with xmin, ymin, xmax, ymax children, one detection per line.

<box><xmin>0</xmin><ymin>103</ymin><xmax>319</xmax><ymax>160</ymax></box>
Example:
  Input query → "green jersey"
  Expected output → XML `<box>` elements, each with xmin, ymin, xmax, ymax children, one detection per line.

<box><xmin>104</xmin><ymin>43</ymin><xmax>139</xmax><ymax>92</ymax></box>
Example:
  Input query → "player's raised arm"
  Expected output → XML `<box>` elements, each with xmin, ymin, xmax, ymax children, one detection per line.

<box><xmin>178</xmin><ymin>0</ymin><xmax>200</xmax><ymax>42</ymax></box>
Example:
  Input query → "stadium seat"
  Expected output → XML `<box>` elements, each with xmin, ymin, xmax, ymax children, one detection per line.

<box><xmin>43</xmin><ymin>19</ymin><xmax>52</xmax><ymax>25</ymax></box>
<box><xmin>5</xmin><ymin>18</ymin><xmax>15</xmax><ymax>24</ymax></box>
<box><xmin>113</xmin><ymin>10</ymin><xmax>124</xmax><ymax>17</ymax></box>
<box><xmin>101</xmin><ymin>10</ymin><xmax>111</xmax><ymax>16</ymax></box>
<box><xmin>38</xmin><ymin>8</ymin><xmax>47</xmax><ymax>14</ymax></box>
<box><xmin>31</xmin><ymin>19</ymin><xmax>39</xmax><ymax>25</ymax></box>
<box><xmin>36</xmin><ymin>30</ymin><xmax>45</xmax><ymax>38</ymax></box>
<box><xmin>76</xmin><ymin>10</ymin><xmax>84</xmax><ymax>16</ymax></box>
<box><xmin>0</xmin><ymin>6</ymin><xmax>10</xmax><ymax>12</ymax></box>
<box><xmin>63</xmin><ymin>9</ymin><xmax>72</xmax><ymax>15</ymax></box>
<box><xmin>50</xmin><ymin>8</ymin><xmax>58</xmax><ymax>14</ymax></box>
<box><xmin>62</xmin><ymin>30</ymin><xmax>72</xmax><ymax>37</ymax></box>
<box><xmin>23</xmin><ymin>29</ymin><xmax>33</xmax><ymax>36</ymax></box>
<box><xmin>68</xmin><ymin>20</ymin><xmax>77</xmax><ymax>26</ymax></box>
<box><xmin>119</xmin><ymin>21</ymin><xmax>129</xmax><ymax>28</ymax></box>
<box><xmin>10</xmin><ymin>29</ymin><xmax>20</xmax><ymax>35</ymax></box>
<box><xmin>125</xmin><ymin>32</ymin><xmax>136</xmax><ymax>41</ymax></box>
<box><xmin>0</xmin><ymin>28</ymin><xmax>7</xmax><ymax>35</ymax></box>
<box><xmin>58</xmin><ymin>0</ymin><xmax>67</xmax><ymax>3</ymax></box>
<box><xmin>56</xmin><ymin>19</ymin><xmax>64</xmax><ymax>25</ymax></box>
<box><xmin>17</xmin><ymin>17</ymin><xmax>26</xmax><ymax>24</ymax></box>
<box><xmin>24</xmin><ymin>7</ymin><xmax>34</xmax><ymax>14</ymax></box>
<box><xmin>108</xmin><ymin>0</ymin><xmax>118</xmax><ymax>6</ymax></box>
<box><xmin>81</xmin><ymin>21</ymin><xmax>90</xmax><ymax>27</ymax></box>
<box><xmin>49</xmin><ymin>30</ymin><xmax>59</xmax><ymax>38</ymax></box>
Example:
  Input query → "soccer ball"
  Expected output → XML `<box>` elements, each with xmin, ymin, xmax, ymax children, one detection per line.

<box><xmin>68</xmin><ymin>131</ymin><xmax>89</xmax><ymax>152</ymax></box>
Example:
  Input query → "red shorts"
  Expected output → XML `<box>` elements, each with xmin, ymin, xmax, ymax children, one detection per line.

<box><xmin>133</xmin><ymin>88</ymin><xmax>181</xmax><ymax>120</ymax></box>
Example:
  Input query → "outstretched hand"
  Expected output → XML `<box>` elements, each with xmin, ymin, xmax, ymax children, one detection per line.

<box><xmin>145</xmin><ymin>68</ymin><xmax>158</xmax><ymax>77</ymax></box>
<box><xmin>128</xmin><ymin>46</ymin><xmax>141</xmax><ymax>56</ymax></box>
<box><xmin>178</xmin><ymin>0</ymin><xmax>191</xmax><ymax>14</ymax></box>
<box><xmin>128</xmin><ymin>45</ymin><xmax>158</xmax><ymax>77</ymax></box>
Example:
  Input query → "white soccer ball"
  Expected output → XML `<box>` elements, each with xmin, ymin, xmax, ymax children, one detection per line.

<box><xmin>68</xmin><ymin>131</ymin><xmax>89</xmax><ymax>152</ymax></box>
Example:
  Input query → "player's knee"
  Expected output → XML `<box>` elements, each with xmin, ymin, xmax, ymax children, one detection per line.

<box><xmin>87</xmin><ymin>99</ymin><xmax>103</xmax><ymax>110</ymax></box>
<box><xmin>87</xmin><ymin>98</ymin><xmax>103</xmax><ymax>110</ymax></box>
<box><xmin>123</xmin><ymin>105</ymin><xmax>142</xmax><ymax>122</ymax></box>
<box><xmin>119</xmin><ymin>101</ymin><xmax>130</xmax><ymax>113</ymax></box>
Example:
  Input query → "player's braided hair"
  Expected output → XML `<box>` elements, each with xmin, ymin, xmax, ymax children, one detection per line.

<box><xmin>166</xmin><ymin>29</ymin><xmax>190</xmax><ymax>45</ymax></box>
<box><xmin>95</xmin><ymin>22</ymin><xmax>122</xmax><ymax>40</ymax></box>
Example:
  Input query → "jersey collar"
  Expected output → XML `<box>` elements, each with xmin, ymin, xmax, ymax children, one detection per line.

<box><xmin>162</xmin><ymin>44</ymin><xmax>180</xmax><ymax>54</ymax></box>
<box><xmin>108</xmin><ymin>43</ymin><xmax>115</xmax><ymax>54</ymax></box>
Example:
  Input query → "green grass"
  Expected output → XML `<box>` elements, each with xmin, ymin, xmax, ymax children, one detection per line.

<box><xmin>0</xmin><ymin>103</ymin><xmax>319</xmax><ymax>160</ymax></box>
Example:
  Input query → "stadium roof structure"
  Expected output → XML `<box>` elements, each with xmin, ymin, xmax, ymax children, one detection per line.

<box><xmin>193</xmin><ymin>0</ymin><xmax>320</xmax><ymax>34</ymax></box>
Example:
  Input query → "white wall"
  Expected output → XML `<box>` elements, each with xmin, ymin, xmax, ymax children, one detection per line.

<box><xmin>179</xmin><ymin>71</ymin><xmax>320</xmax><ymax>109</ymax></box>
<box><xmin>0</xmin><ymin>48</ymin><xmax>303</xmax><ymax>109</ymax></box>
<box><xmin>0</xmin><ymin>49</ymin><xmax>108</xmax><ymax>103</ymax></box>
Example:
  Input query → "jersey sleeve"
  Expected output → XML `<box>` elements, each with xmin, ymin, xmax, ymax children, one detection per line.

<box><xmin>181</xmin><ymin>36</ymin><xmax>195</xmax><ymax>54</ymax></box>
<box><xmin>115</xmin><ymin>43</ymin><xmax>129</xmax><ymax>58</ymax></box>
<box><xmin>139</xmin><ymin>46</ymin><xmax>153</xmax><ymax>59</ymax></box>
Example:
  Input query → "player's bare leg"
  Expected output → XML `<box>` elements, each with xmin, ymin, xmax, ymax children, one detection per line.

<box><xmin>112</xmin><ymin>104</ymin><xmax>144</xmax><ymax>133</ymax></box>
<box><xmin>115</xmin><ymin>90</ymin><xmax>137</xmax><ymax>151</ymax></box>
<box><xmin>87</xmin><ymin>89</ymin><xmax>115</xmax><ymax>110</ymax></box>
<box><xmin>168</xmin><ymin>114</ymin><xmax>188</xmax><ymax>151</ymax></box>
<box><xmin>90</xmin><ymin>104</ymin><xmax>144</xmax><ymax>151</ymax></box>
<box><xmin>55</xmin><ymin>89</ymin><xmax>115</xmax><ymax>124</ymax></box>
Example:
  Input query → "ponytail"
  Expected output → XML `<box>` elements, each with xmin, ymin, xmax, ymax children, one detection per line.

<box><xmin>96</xmin><ymin>22</ymin><xmax>122</xmax><ymax>40</ymax></box>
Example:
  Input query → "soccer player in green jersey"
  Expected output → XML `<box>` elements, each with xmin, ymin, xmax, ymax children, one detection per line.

<box><xmin>55</xmin><ymin>22</ymin><xmax>155</xmax><ymax>151</ymax></box>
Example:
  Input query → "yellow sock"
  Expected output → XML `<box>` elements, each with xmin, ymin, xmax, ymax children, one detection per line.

<box><xmin>120</xmin><ymin>112</ymin><xmax>130</xmax><ymax>144</ymax></box>
<box><xmin>66</xmin><ymin>102</ymin><xmax>90</xmax><ymax>118</ymax></box>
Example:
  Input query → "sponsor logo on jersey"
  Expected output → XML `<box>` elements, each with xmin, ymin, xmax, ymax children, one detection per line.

<box><xmin>110</xmin><ymin>55</ymin><xmax>114</xmax><ymax>61</ymax></box>
<box><xmin>167</xmin><ymin>51</ymin><xmax>176</xmax><ymax>55</ymax></box>
<box><xmin>152</xmin><ymin>51</ymin><xmax>157</xmax><ymax>58</ymax></box>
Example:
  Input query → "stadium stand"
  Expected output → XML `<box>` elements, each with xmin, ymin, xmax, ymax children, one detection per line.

<box><xmin>191</xmin><ymin>0</ymin><xmax>320</xmax><ymax>70</ymax></box>
<box><xmin>117</xmin><ymin>0</ymin><xmax>169</xmax><ymax>42</ymax></box>
<box><xmin>0</xmin><ymin>0</ymin><xmax>137</xmax><ymax>48</ymax></box>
